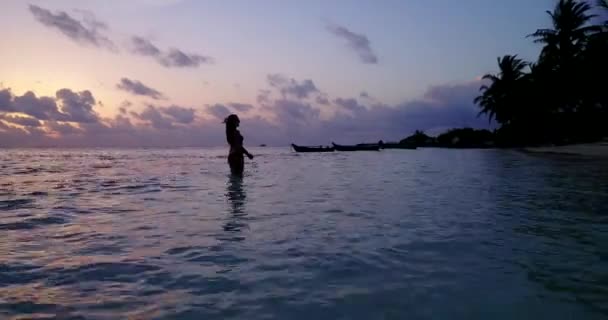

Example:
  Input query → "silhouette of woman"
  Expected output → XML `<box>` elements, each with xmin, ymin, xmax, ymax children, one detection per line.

<box><xmin>224</xmin><ymin>114</ymin><xmax>253</xmax><ymax>175</ymax></box>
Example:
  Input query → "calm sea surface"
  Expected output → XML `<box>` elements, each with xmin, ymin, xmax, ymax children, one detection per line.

<box><xmin>1</xmin><ymin>148</ymin><xmax>607</xmax><ymax>319</ymax></box>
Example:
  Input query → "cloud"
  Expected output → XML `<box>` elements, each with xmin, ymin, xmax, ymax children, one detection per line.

<box><xmin>206</xmin><ymin>104</ymin><xmax>232</xmax><ymax>119</ymax></box>
<box><xmin>159</xmin><ymin>49</ymin><xmax>214</xmax><ymax>68</ymax></box>
<box><xmin>28</xmin><ymin>5</ymin><xmax>115</xmax><ymax>50</ymax></box>
<box><xmin>327</xmin><ymin>23</ymin><xmax>378</xmax><ymax>64</ymax></box>
<box><xmin>130</xmin><ymin>36</ymin><xmax>162</xmax><ymax>56</ymax></box>
<box><xmin>116</xmin><ymin>78</ymin><xmax>165</xmax><ymax>100</ymax></box>
<box><xmin>73</xmin><ymin>9</ymin><xmax>108</xmax><ymax>32</ymax></box>
<box><xmin>330</xmin><ymin>80</ymin><xmax>492</xmax><ymax>140</ymax></box>
<box><xmin>0</xmin><ymin>115</ymin><xmax>42</xmax><ymax>127</ymax></box>
<box><xmin>267</xmin><ymin>74</ymin><xmax>319</xmax><ymax>99</ymax></box>
<box><xmin>46</xmin><ymin>121</ymin><xmax>82</xmax><ymax>135</ymax></box>
<box><xmin>0</xmin><ymin>78</ymin><xmax>491</xmax><ymax>147</ymax></box>
<box><xmin>134</xmin><ymin>0</ymin><xmax>185</xmax><ymax>7</ymax></box>
<box><xmin>273</xmin><ymin>99</ymin><xmax>320</xmax><ymax>124</ymax></box>
<box><xmin>26</xmin><ymin>6</ymin><xmax>212</xmax><ymax>68</ymax></box>
<box><xmin>226</xmin><ymin>103</ymin><xmax>254</xmax><ymax>112</ymax></box>
<box><xmin>0</xmin><ymin>89</ymin><xmax>15</xmax><ymax>112</ymax></box>
<box><xmin>257</xmin><ymin>90</ymin><xmax>272</xmax><ymax>105</ymax></box>
<box><xmin>118</xmin><ymin>100</ymin><xmax>132</xmax><ymax>114</ymax></box>
<box><xmin>12</xmin><ymin>91</ymin><xmax>64</xmax><ymax>120</ymax></box>
<box><xmin>0</xmin><ymin>88</ymin><xmax>99</xmax><ymax>123</ymax></box>
<box><xmin>129</xmin><ymin>104</ymin><xmax>196</xmax><ymax>129</ymax></box>
<box><xmin>315</xmin><ymin>94</ymin><xmax>330</xmax><ymax>105</ymax></box>
<box><xmin>129</xmin><ymin>36</ymin><xmax>214</xmax><ymax>68</ymax></box>
<box><xmin>160</xmin><ymin>105</ymin><xmax>195</xmax><ymax>124</ymax></box>
<box><xmin>260</xmin><ymin>78</ymin><xmax>489</xmax><ymax>144</ymax></box>
<box><xmin>132</xmin><ymin>105</ymin><xmax>174</xmax><ymax>129</ymax></box>
<box><xmin>55</xmin><ymin>89</ymin><xmax>99</xmax><ymax>123</ymax></box>
<box><xmin>334</xmin><ymin>97</ymin><xmax>366</xmax><ymax>113</ymax></box>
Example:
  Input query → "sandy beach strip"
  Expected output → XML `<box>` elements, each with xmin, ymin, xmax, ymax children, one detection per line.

<box><xmin>523</xmin><ymin>141</ymin><xmax>608</xmax><ymax>157</ymax></box>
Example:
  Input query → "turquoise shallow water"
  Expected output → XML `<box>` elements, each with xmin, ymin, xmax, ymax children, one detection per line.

<box><xmin>1</xmin><ymin>148</ymin><xmax>607</xmax><ymax>319</ymax></box>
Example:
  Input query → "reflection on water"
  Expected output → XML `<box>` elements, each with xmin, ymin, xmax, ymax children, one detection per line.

<box><xmin>223</xmin><ymin>174</ymin><xmax>248</xmax><ymax>237</ymax></box>
<box><xmin>0</xmin><ymin>148</ymin><xmax>607</xmax><ymax>319</ymax></box>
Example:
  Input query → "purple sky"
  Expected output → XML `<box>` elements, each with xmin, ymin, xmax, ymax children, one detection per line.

<box><xmin>0</xmin><ymin>0</ymin><xmax>566</xmax><ymax>147</ymax></box>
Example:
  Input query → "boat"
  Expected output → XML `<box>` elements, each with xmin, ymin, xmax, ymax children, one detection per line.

<box><xmin>332</xmin><ymin>142</ymin><xmax>380</xmax><ymax>151</ymax></box>
<box><xmin>291</xmin><ymin>144</ymin><xmax>335</xmax><ymax>153</ymax></box>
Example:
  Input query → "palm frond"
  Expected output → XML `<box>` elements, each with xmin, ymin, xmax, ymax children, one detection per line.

<box><xmin>481</xmin><ymin>74</ymin><xmax>499</xmax><ymax>82</ymax></box>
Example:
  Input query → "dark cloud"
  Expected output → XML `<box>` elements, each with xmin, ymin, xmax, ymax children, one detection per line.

<box><xmin>360</xmin><ymin>91</ymin><xmax>369</xmax><ymax>98</ymax></box>
<box><xmin>327</xmin><ymin>23</ymin><xmax>378</xmax><ymax>64</ymax></box>
<box><xmin>334</xmin><ymin>97</ymin><xmax>366</xmax><ymax>113</ymax></box>
<box><xmin>273</xmin><ymin>99</ymin><xmax>320</xmax><ymax>124</ymax></box>
<box><xmin>261</xmin><ymin>79</ymin><xmax>489</xmax><ymax>144</ymax></box>
<box><xmin>46</xmin><ymin>121</ymin><xmax>82</xmax><ymax>135</ymax></box>
<box><xmin>206</xmin><ymin>104</ymin><xmax>232</xmax><ymax>119</ymax></box>
<box><xmin>130</xmin><ymin>36</ymin><xmax>162</xmax><ymax>56</ymax></box>
<box><xmin>226</xmin><ymin>103</ymin><xmax>254</xmax><ymax>112</ymax></box>
<box><xmin>13</xmin><ymin>91</ymin><xmax>63</xmax><ymax>120</ymax></box>
<box><xmin>0</xmin><ymin>115</ymin><xmax>41</xmax><ymax>127</ymax></box>
<box><xmin>130</xmin><ymin>104</ymin><xmax>197</xmax><ymax>129</ymax></box>
<box><xmin>0</xmin><ymin>89</ymin><xmax>15</xmax><ymax>112</ymax></box>
<box><xmin>328</xmin><ymin>80</ymin><xmax>492</xmax><ymax>141</ymax></box>
<box><xmin>118</xmin><ymin>100</ymin><xmax>132</xmax><ymax>114</ymax></box>
<box><xmin>0</xmin><ymin>79</ymin><xmax>491</xmax><ymax>147</ymax></box>
<box><xmin>28</xmin><ymin>5</ymin><xmax>115</xmax><ymax>50</ymax></box>
<box><xmin>28</xmin><ymin>6</ymin><xmax>214</xmax><ymax>69</ymax></box>
<box><xmin>315</xmin><ymin>94</ymin><xmax>330</xmax><ymax>105</ymax></box>
<box><xmin>266</xmin><ymin>74</ymin><xmax>285</xmax><ymax>87</ymax></box>
<box><xmin>257</xmin><ymin>90</ymin><xmax>271</xmax><ymax>105</ymax></box>
<box><xmin>0</xmin><ymin>122</ymin><xmax>47</xmax><ymax>147</ymax></box>
<box><xmin>159</xmin><ymin>48</ymin><xmax>214</xmax><ymax>68</ymax></box>
<box><xmin>116</xmin><ymin>78</ymin><xmax>165</xmax><ymax>100</ymax></box>
<box><xmin>73</xmin><ymin>9</ymin><xmax>108</xmax><ymax>32</ymax></box>
<box><xmin>109</xmin><ymin>114</ymin><xmax>134</xmax><ymax>131</ymax></box>
<box><xmin>133</xmin><ymin>105</ymin><xmax>174</xmax><ymax>129</ymax></box>
<box><xmin>129</xmin><ymin>36</ymin><xmax>214</xmax><ymax>68</ymax></box>
<box><xmin>160</xmin><ymin>105</ymin><xmax>196</xmax><ymax>124</ymax></box>
<box><xmin>0</xmin><ymin>88</ymin><xmax>99</xmax><ymax>123</ymax></box>
<box><xmin>267</xmin><ymin>74</ymin><xmax>319</xmax><ymax>99</ymax></box>
<box><xmin>56</xmin><ymin>89</ymin><xmax>99</xmax><ymax>123</ymax></box>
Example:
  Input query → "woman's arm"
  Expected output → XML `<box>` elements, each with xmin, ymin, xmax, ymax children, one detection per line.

<box><xmin>242</xmin><ymin>146</ymin><xmax>254</xmax><ymax>159</ymax></box>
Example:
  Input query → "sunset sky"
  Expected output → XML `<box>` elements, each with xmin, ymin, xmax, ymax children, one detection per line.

<box><xmin>0</xmin><ymin>0</ymin><xmax>556</xmax><ymax>147</ymax></box>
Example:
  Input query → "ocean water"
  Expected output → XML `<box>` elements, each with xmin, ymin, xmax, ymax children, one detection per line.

<box><xmin>1</xmin><ymin>147</ymin><xmax>607</xmax><ymax>319</ymax></box>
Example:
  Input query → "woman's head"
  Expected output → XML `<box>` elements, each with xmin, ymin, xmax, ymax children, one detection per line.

<box><xmin>223</xmin><ymin>114</ymin><xmax>240</xmax><ymax>128</ymax></box>
<box><xmin>224</xmin><ymin>114</ymin><xmax>240</xmax><ymax>145</ymax></box>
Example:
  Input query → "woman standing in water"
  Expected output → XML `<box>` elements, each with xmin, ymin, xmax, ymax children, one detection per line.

<box><xmin>224</xmin><ymin>114</ymin><xmax>253</xmax><ymax>175</ymax></box>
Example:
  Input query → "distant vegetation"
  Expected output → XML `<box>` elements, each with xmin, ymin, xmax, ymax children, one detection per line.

<box><xmin>472</xmin><ymin>0</ymin><xmax>608</xmax><ymax>147</ymax></box>
<box><xmin>400</xmin><ymin>129</ymin><xmax>495</xmax><ymax>148</ymax></box>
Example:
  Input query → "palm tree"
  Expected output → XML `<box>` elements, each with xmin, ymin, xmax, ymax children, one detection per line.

<box><xmin>575</xmin><ymin>0</ymin><xmax>608</xmax><ymax>139</ymax></box>
<box><xmin>474</xmin><ymin>55</ymin><xmax>528</xmax><ymax>125</ymax></box>
<box><xmin>599</xmin><ymin>0</ymin><xmax>608</xmax><ymax>26</ymax></box>
<box><xmin>529</xmin><ymin>0</ymin><xmax>597</xmax><ymax>68</ymax></box>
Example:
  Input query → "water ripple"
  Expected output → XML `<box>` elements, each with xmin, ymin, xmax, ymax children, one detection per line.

<box><xmin>0</xmin><ymin>148</ymin><xmax>606</xmax><ymax>319</ymax></box>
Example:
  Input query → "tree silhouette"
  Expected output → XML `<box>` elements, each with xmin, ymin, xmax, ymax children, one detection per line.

<box><xmin>474</xmin><ymin>0</ymin><xmax>607</xmax><ymax>146</ymax></box>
